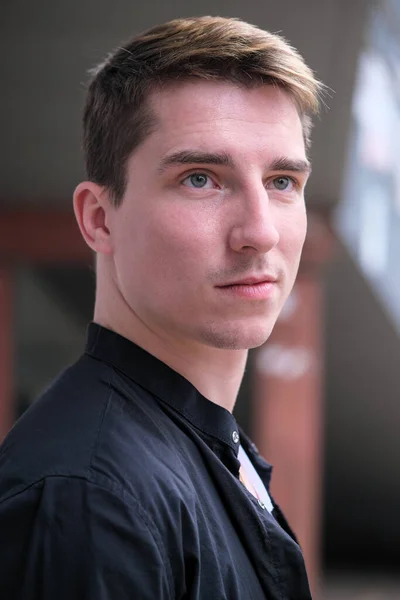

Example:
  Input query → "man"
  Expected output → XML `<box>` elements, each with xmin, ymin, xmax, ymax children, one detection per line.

<box><xmin>0</xmin><ymin>16</ymin><xmax>322</xmax><ymax>599</ymax></box>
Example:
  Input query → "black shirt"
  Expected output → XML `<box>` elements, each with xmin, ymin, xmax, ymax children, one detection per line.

<box><xmin>0</xmin><ymin>323</ymin><xmax>311</xmax><ymax>599</ymax></box>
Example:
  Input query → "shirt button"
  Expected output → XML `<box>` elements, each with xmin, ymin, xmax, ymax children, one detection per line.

<box><xmin>232</xmin><ymin>430</ymin><xmax>240</xmax><ymax>444</ymax></box>
<box><xmin>258</xmin><ymin>500</ymin><xmax>266</xmax><ymax>510</ymax></box>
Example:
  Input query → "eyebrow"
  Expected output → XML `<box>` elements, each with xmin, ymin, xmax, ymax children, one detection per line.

<box><xmin>269</xmin><ymin>157</ymin><xmax>312</xmax><ymax>175</ymax></box>
<box><xmin>158</xmin><ymin>150</ymin><xmax>235</xmax><ymax>173</ymax></box>
<box><xmin>158</xmin><ymin>150</ymin><xmax>311</xmax><ymax>175</ymax></box>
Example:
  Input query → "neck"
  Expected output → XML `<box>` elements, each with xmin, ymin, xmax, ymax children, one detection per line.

<box><xmin>94</xmin><ymin>273</ymin><xmax>248</xmax><ymax>412</ymax></box>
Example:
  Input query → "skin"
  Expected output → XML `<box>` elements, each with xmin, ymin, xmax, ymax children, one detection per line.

<box><xmin>74</xmin><ymin>80</ymin><xmax>310</xmax><ymax>412</ymax></box>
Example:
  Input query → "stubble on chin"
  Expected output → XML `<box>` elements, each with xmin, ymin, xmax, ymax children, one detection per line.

<box><xmin>199</xmin><ymin>319</ymin><xmax>277</xmax><ymax>350</ymax></box>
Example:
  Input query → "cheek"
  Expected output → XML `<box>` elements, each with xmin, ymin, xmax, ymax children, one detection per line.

<box><xmin>119</xmin><ymin>205</ymin><xmax>217</xmax><ymax>281</ymax></box>
<box><xmin>278</xmin><ymin>207</ymin><xmax>307</xmax><ymax>263</ymax></box>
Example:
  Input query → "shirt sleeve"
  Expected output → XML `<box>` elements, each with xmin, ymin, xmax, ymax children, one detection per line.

<box><xmin>0</xmin><ymin>475</ymin><xmax>173</xmax><ymax>600</ymax></box>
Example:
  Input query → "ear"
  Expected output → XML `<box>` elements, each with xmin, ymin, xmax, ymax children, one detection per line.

<box><xmin>73</xmin><ymin>182</ymin><xmax>113</xmax><ymax>255</ymax></box>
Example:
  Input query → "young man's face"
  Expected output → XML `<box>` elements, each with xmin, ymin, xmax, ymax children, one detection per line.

<box><xmin>109</xmin><ymin>80</ymin><xmax>310</xmax><ymax>350</ymax></box>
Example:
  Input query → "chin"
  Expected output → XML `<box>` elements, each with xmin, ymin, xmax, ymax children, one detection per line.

<box><xmin>200</xmin><ymin>319</ymin><xmax>276</xmax><ymax>350</ymax></box>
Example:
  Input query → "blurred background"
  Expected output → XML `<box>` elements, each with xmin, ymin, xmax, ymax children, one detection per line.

<box><xmin>1</xmin><ymin>0</ymin><xmax>400</xmax><ymax>597</ymax></box>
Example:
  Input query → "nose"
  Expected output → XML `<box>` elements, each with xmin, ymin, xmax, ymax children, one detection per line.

<box><xmin>228</xmin><ymin>186</ymin><xmax>280</xmax><ymax>254</ymax></box>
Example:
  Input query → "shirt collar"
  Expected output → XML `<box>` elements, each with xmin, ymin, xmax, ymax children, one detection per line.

<box><xmin>85</xmin><ymin>322</ymin><xmax>241</xmax><ymax>456</ymax></box>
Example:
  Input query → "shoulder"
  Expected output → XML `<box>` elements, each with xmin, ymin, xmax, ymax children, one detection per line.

<box><xmin>0</xmin><ymin>353</ymin><xmax>197</xmax><ymax>512</ymax></box>
<box><xmin>0</xmin><ymin>354</ymin><xmax>113</xmax><ymax>500</ymax></box>
<box><xmin>0</xmin><ymin>357</ymin><xmax>195</xmax><ymax>599</ymax></box>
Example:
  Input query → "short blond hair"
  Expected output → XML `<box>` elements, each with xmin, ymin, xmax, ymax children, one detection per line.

<box><xmin>84</xmin><ymin>16</ymin><xmax>323</xmax><ymax>205</ymax></box>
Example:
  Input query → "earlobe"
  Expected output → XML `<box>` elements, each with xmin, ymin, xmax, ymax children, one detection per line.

<box><xmin>73</xmin><ymin>182</ymin><xmax>113</xmax><ymax>255</ymax></box>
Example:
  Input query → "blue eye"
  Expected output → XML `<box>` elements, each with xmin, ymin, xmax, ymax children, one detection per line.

<box><xmin>183</xmin><ymin>173</ymin><xmax>212</xmax><ymax>188</ymax></box>
<box><xmin>191</xmin><ymin>174</ymin><xmax>208</xmax><ymax>187</ymax></box>
<box><xmin>272</xmin><ymin>176</ymin><xmax>292</xmax><ymax>191</ymax></box>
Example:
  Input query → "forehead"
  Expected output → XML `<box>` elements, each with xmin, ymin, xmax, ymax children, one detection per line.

<box><xmin>144</xmin><ymin>80</ymin><xmax>306</xmax><ymax>159</ymax></box>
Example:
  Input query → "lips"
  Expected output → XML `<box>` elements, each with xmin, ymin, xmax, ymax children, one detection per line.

<box><xmin>215</xmin><ymin>275</ymin><xmax>278</xmax><ymax>300</ymax></box>
<box><xmin>217</xmin><ymin>275</ymin><xmax>277</xmax><ymax>287</ymax></box>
